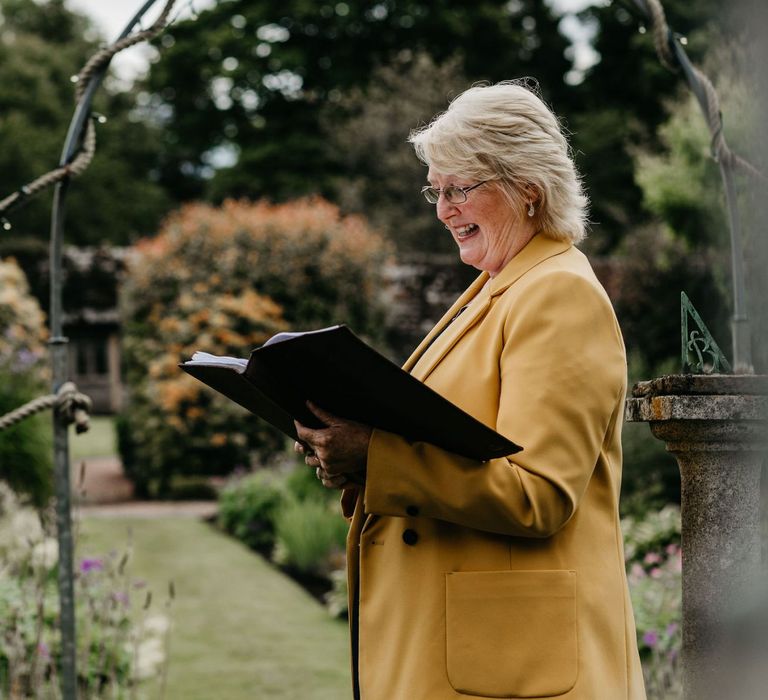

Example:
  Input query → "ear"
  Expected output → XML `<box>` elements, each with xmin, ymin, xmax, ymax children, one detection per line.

<box><xmin>522</xmin><ymin>182</ymin><xmax>542</xmax><ymax>207</ymax></box>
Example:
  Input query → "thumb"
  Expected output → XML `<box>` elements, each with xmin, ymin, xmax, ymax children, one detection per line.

<box><xmin>306</xmin><ymin>400</ymin><xmax>340</xmax><ymax>425</ymax></box>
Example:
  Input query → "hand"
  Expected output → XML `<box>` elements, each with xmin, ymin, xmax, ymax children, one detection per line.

<box><xmin>294</xmin><ymin>401</ymin><xmax>372</xmax><ymax>487</ymax></box>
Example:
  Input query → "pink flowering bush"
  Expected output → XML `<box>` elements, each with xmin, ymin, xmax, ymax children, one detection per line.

<box><xmin>623</xmin><ymin>505</ymin><xmax>682</xmax><ymax>699</ymax></box>
<box><xmin>119</xmin><ymin>197</ymin><xmax>392</xmax><ymax>497</ymax></box>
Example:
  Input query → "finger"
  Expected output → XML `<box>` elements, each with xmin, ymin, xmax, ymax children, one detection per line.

<box><xmin>294</xmin><ymin>441</ymin><xmax>304</xmax><ymax>454</ymax></box>
<box><xmin>320</xmin><ymin>474</ymin><xmax>347</xmax><ymax>489</ymax></box>
<box><xmin>306</xmin><ymin>454</ymin><xmax>320</xmax><ymax>467</ymax></box>
<box><xmin>294</xmin><ymin>419</ymin><xmax>316</xmax><ymax>441</ymax></box>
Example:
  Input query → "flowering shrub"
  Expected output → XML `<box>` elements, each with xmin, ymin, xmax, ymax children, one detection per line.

<box><xmin>0</xmin><ymin>258</ymin><xmax>52</xmax><ymax>505</ymax></box>
<box><xmin>0</xmin><ymin>482</ymin><xmax>170</xmax><ymax>696</ymax></box>
<box><xmin>623</xmin><ymin>505</ymin><xmax>682</xmax><ymax>699</ymax></box>
<box><xmin>119</xmin><ymin>197</ymin><xmax>391</xmax><ymax>496</ymax></box>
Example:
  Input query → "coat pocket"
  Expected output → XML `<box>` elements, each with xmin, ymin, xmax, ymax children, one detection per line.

<box><xmin>445</xmin><ymin>569</ymin><xmax>578</xmax><ymax>698</ymax></box>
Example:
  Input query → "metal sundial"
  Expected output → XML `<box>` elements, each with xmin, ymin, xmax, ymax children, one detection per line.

<box><xmin>681</xmin><ymin>291</ymin><xmax>731</xmax><ymax>374</ymax></box>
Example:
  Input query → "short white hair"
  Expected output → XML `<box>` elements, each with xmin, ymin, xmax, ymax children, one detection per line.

<box><xmin>409</xmin><ymin>80</ymin><xmax>588</xmax><ymax>244</ymax></box>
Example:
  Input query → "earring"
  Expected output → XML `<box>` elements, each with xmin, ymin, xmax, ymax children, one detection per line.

<box><xmin>527</xmin><ymin>203</ymin><xmax>535</xmax><ymax>217</ymax></box>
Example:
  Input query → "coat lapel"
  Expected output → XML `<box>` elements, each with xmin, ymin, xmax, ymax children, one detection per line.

<box><xmin>402</xmin><ymin>272</ymin><xmax>489</xmax><ymax>374</ymax></box>
<box><xmin>404</xmin><ymin>235</ymin><xmax>572</xmax><ymax>382</ymax></box>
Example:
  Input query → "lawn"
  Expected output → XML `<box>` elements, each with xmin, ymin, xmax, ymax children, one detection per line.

<box><xmin>79</xmin><ymin>517</ymin><xmax>351</xmax><ymax>700</ymax></box>
<box><xmin>70</xmin><ymin>415</ymin><xmax>117</xmax><ymax>459</ymax></box>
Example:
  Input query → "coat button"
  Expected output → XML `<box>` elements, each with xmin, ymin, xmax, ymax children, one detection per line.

<box><xmin>402</xmin><ymin>529</ymin><xmax>418</xmax><ymax>546</ymax></box>
<box><xmin>406</xmin><ymin>505</ymin><xmax>419</xmax><ymax>517</ymax></box>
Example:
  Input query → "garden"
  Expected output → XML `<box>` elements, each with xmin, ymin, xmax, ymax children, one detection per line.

<box><xmin>2</xmin><ymin>1</ymin><xmax>766</xmax><ymax>698</ymax></box>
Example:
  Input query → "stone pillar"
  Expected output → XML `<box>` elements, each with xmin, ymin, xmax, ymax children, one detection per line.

<box><xmin>626</xmin><ymin>375</ymin><xmax>768</xmax><ymax>700</ymax></box>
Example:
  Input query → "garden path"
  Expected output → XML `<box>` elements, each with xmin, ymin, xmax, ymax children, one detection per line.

<box><xmin>80</xmin><ymin>517</ymin><xmax>351</xmax><ymax>699</ymax></box>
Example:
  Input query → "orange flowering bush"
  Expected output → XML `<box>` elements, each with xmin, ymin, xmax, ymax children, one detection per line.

<box><xmin>119</xmin><ymin>198</ymin><xmax>391</xmax><ymax>496</ymax></box>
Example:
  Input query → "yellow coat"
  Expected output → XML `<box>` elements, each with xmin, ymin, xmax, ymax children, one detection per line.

<box><xmin>342</xmin><ymin>234</ymin><xmax>646</xmax><ymax>699</ymax></box>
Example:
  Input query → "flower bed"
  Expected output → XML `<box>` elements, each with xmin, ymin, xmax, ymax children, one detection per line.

<box><xmin>0</xmin><ymin>483</ymin><xmax>171</xmax><ymax>697</ymax></box>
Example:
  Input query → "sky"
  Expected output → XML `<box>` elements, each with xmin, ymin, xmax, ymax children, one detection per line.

<box><xmin>67</xmin><ymin>0</ymin><xmax>602</xmax><ymax>84</ymax></box>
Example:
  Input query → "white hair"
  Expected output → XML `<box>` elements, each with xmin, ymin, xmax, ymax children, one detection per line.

<box><xmin>409</xmin><ymin>80</ymin><xmax>589</xmax><ymax>243</ymax></box>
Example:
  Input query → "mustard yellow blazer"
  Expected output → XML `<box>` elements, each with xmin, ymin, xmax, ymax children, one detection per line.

<box><xmin>342</xmin><ymin>234</ymin><xmax>646</xmax><ymax>699</ymax></box>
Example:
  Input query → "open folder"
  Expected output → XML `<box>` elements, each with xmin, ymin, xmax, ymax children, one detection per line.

<box><xmin>180</xmin><ymin>325</ymin><xmax>521</xmax><ymax>461</ymax></box>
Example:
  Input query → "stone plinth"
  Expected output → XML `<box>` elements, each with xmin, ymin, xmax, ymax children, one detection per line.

<box><xmin>626</xmin><ymin>375</ymin><xmax>768</xmax><ymax>700</ymax></box>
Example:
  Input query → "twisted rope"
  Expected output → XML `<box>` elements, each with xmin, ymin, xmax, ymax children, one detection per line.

<box><xmin>0</xmin><ymin>382</ymin><xmax>92</xmax><ymax>434</ymax></box>
<box><xmin>634</xmin><ymin>0</ymin><xmax>767</xmax><ymax>182</ymax></box>
<box><xmin>0</xmin><ymin>120</ymin><xmax>96</xmax><ymax>216</ymax></box>
<box><xmin>73</xmin><ymin>0</ymin><xmax>176</xmax><ymax>104</ymax></box>
<box><xmin>0</xmin><ymin>0</ymin><xmax>177</xmax><ymax>220</ymax></box>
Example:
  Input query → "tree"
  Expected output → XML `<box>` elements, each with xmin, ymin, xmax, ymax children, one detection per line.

<box><xmin>142</xmin><ymin>0</ymin><xmax>571</xmax><ymax>207</ymax></box>
<box><xmin>571</xmin><ymin>0</ymin><xmax>724</xmax><ymax>253</ymax></box>
<box><xmin>0</xmin><ymin>0</ymin><xmax>170</xmax><ymax>248</ymax></box>
<box><xmin>324</xmin><ymin>52</ymin><xmax>469</xmax><ymax>254</ymax></box>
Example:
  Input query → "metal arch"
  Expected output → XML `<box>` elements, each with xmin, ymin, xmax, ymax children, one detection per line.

<box><xmin>49</xmin><ymin>3</ymin><xmax>170</xmax><ymax>697</ymax></box>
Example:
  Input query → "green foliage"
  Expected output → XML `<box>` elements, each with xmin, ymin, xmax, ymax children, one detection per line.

<box><xmin>283</xmin><ymin>456</ymin><xmax>337</xmax><ymax>504</ymax></box>
<box><xmin>273</xmin><ymin>495</ymin><xmax>348</xmax><ymax>577</ymax></box>
<box><xmin>0</xmin><ymin>258</ymin><xmax>51</xmax><ymax>506</ymax></box>
<box><xmin>326</xmin><ymin>52</ymin><xmax>468</xmax><ymax>253</ymax></box>
<box><xmin>0</xmin><ymin>370</ymin><xmax>52</xmax><ymax>507</ymax></box>
<box><xmin>623</xmin><ymin>505</ymin><xmax>682</xmax><ymax>698</ymax></box>
<box><xmin>118</xmin><ymin>197</ymin><xmax>390</xmax><ymax>496</ymax></box>
<box><xmin>0</xmin><ymin>482</ymin><xmax>170</xmax><ymax>696</ymax></box>
<box><xmin>218</xmin><ymin>470</ymin><xmax>286</xmax><ymax>553</ymax></box>
<box><xmin>633</xmin><ymin>47</ymin><xmax>753</xmax><ymax>249</ymax></box>
<box><xmin>612</xmin><ymin>226</ymin><xmax>731</xmax><ymax>370</ymax></box>
<box><xmin>143</xmin><ymin>0</ymin><xmax>569</xmax><ymax>205</ymax></box>
<box><xmin>217</xmin><ymin>461</ymin><xmax>349</xmax><ymax>611</ymax></box>
<box><xmin>574</xmin><ymin>0</ymin><xmax>723</xmax><ymax>253</ymax></box>
<box><xmin>0</xmin><ymin>0</ymin><xmax>170</xmax><ymax>247</ymax></box>
<box><xmin>630</xmin><ymin>47</ymin><xmax>768</xmax><ymax>373</ymax></box>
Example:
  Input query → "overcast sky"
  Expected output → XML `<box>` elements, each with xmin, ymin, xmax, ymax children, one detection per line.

<box><xmin>67</xmin><ymin>0</ymin><xmax>602</xmax><ymax>83</ymax></box>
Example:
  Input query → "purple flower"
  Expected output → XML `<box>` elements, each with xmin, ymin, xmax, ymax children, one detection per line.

<box><xmin>643</xmin><ymin>630</ymin><xmax>659</xmax><ymax>648</ymax></box>
<box><xmin>112</xmin><ymin>591</ymin><xmax>130</xmax><ymax>607</ymax></box>
<box><xmin>79</xmin><ymin>557</ymin><xmax>103</xmax><ymax>574</ymax></box>
<box><xmin>666</xmin><ymin>622</ymin><xmax>679</xmax><ymax>636</ymax></box>
<box><xmin>38</xmin><ymin>642</ymin><xmax>50</xmax><ymax>661</ymax></box>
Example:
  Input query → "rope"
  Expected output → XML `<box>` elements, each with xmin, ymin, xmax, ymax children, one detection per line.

<box><xmin>0</xmin><ymin>382</ymin><xmax>92</xmax><ymax>434</ymax></box>
<box><xmin>634</xmin><ymin>0</ymin><xmax>767</xmax><ymax>182</ymax></box>
<box><xmin>0</xmin><ymin>0</ymin><xmax>178</xmax><ymax>220</ymax></box>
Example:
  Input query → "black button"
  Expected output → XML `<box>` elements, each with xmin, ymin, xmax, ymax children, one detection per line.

<box><xmin>402</xmin><ymin>529</ymin><xmax>418</xmax><ymax>546</ymax></box>
<box><xmin>406</xmin><ymin>505</ymin><xmax>419</xmax><ymax>517</ymax></box>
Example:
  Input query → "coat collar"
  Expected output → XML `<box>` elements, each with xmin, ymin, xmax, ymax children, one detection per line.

<box><xmin>487</xmin><ymin>233</ymin><xmax>572</xmax><ymax>298</ymax></box>
<box><xmin>403</xmin><ymin>234</ymin><xmax>573</xmax><ymax>380</ymax></box>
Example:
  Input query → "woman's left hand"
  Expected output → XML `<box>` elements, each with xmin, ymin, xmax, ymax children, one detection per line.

<box><xmin>294</xmin><ymin>401</ymin><xmax>372</xmax><ymax>487</ymax></box>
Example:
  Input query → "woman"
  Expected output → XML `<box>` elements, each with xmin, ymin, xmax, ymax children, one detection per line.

<box><xmin>296</xmin><ymin>81</ymin><xmax>646</xmax><ymax>700</ymax></box>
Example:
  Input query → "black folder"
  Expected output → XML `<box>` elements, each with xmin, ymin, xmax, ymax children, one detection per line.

<box><xmin>180</xmin><ymin>325</ymin><xmax>521</xmax><ymax>461</ymax></box>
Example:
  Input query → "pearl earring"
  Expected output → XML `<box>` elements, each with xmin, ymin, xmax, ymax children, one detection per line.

<box><xmin>527</xmin><ymin>203</ymin><xmax>535</xmax><ymax>217</ymax></box>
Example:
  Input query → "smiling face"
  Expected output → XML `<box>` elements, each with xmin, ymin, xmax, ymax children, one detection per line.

<box><xmin>428</xmin><ymin>169</ymin><xmax>537</xmax><ymax>277</ymax></box>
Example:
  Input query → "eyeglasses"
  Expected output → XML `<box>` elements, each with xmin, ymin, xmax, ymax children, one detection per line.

<box><xmin>421</xmin><ymin>181</ymin><xmax>487</xmax><ymax>205</ymax></box>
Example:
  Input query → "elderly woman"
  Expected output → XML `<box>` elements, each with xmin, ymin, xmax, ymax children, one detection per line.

<box><xmin>296</xmin><ymin>81</ymin><xmax>645</xmax><ymax>700</ymax></box>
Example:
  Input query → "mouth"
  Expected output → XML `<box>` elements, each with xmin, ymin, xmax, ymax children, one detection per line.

<box><xmin>455</xmin><ymin>223</ymin><xmax>479</xmax><ymax>240</ymax></box>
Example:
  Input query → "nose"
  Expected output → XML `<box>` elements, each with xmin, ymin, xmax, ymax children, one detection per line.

<box><xmin>436</xmin><ymin>194</ymin><xmax>459</xmax><ymax>224</ymax></box>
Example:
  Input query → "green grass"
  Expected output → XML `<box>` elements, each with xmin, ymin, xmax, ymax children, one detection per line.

<box><xmin>70</xmin><ymin>416</ymin><xmax>117</xmax><ymax>459</ymax></box>
<box><xmin>79</xmin><ymin>517</ymin><xmax>351</xmax><ymax>700</ymax></box>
